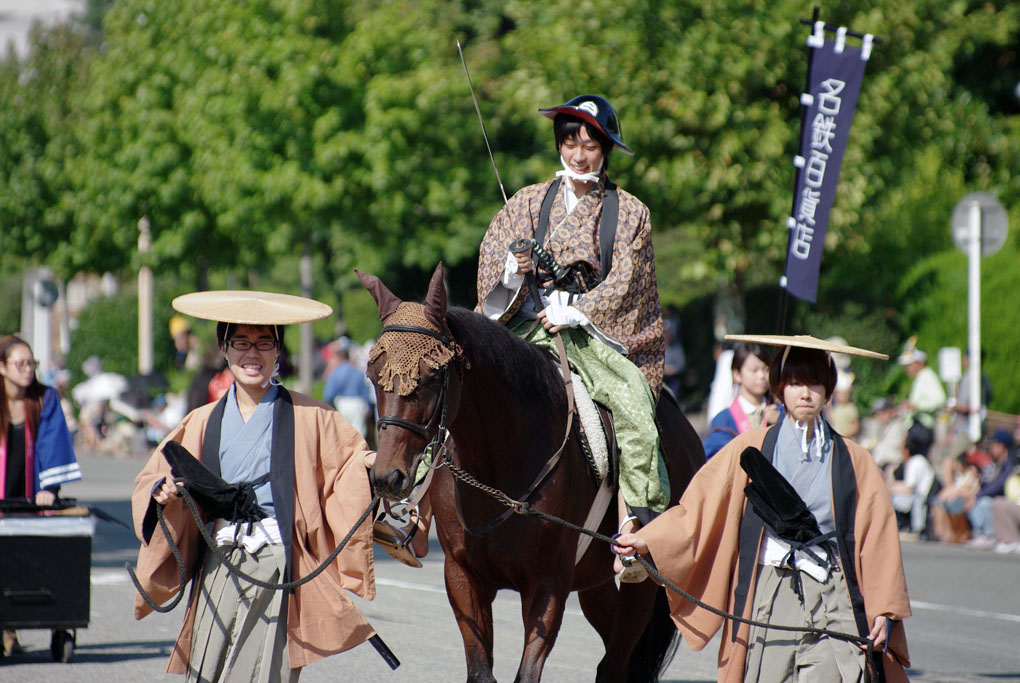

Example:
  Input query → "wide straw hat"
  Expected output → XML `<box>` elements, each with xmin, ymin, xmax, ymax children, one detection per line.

<box><xmin>723</xmin><ymin>334</ymin><xmax>888</xmax><ymax>360</ymax></box>
<box><xmin>172</xmin><ymin>290</ymin><xmax>332</xmax><ymax>325</ymax></box>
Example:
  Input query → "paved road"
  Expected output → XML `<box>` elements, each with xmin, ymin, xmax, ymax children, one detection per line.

<box><xmin>1</xmin><ymin>452</ymin><xmax>1018</xmax><ymax>682</ymax></box>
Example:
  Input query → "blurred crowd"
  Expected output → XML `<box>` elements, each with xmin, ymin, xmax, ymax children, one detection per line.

<box><xmin>47</xmin><ymin>316</ymin><xmax>380</xmax><ymax>459</ymax></box>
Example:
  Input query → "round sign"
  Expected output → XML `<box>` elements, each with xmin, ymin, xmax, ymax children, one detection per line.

<box><xmin>951</xmin><ymin>192</ymin><xmax>1008</xmax><ymax>257</ymax></box>
<box><xmin>34</xmin><ymin>279</ymin><xmax>59</xmax><ymax>308</ymax></box>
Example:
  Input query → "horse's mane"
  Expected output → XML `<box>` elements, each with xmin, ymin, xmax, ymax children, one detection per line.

<box><xmin>445</xmin><ymin>307</ymin><xmax>567</xmax><ymax>406</ymax></box>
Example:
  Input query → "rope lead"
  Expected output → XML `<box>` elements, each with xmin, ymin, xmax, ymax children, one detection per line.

<box><xmin>126</xmin><ymin>487</ymin><xmax>381</xmax><ymax>610</ymax></box>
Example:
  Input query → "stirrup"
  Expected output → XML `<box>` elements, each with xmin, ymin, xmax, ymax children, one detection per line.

<box><xmin>614</xmin><ymin>515</ymin><xmax>648</xmax><ymax>583</ymax></box>
<box><xmin>373</xmin><ymin>502</ymin><xmax>423</xmax><ymax>568</ymax></box>
<box><xmin>618</xmin><ymin>556</ymin><xmax>649</xmax><ymax>583</ymax></box>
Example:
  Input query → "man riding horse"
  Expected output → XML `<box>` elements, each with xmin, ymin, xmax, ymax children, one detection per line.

<box><xmin>377</xmin><ymin>95</ymin><xmax>669</xmax><ymax>583</ymax></box>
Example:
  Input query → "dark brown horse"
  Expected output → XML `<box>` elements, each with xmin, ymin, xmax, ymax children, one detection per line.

<box><xmin>360</xmin><ymin>264</ymin><xmax>704</xmax><ymax>683</ymax></box>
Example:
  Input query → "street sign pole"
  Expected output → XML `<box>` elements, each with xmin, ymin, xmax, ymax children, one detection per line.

<box><xmin>952</xmin><ymin>191</ymin><xmax>1007</xmax><ymax>444</ymax></box>
<box><xmin>967</xmin><ymin>201</ymin><xmax>981</xmax><ymax>443</ymax></box>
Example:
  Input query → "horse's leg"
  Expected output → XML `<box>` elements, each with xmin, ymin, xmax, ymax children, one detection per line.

<box><xmin>577</xmin><ymin>579</ymin><xmax>619</xmax><ymax>670</ymax></box>
<box><xmin>514</xmin><ymin>581</ymin><xmax>570</xmax><ymax>683</ymax></box>
<box><xmin>445</xmin><ymin>558</ymin><xmax>498</xmax><ymax>683</ymax></box>
<box><xmin>594</xmin><ymin>579</ymin><xmax>658</xmax><ymax>683</ymax></box>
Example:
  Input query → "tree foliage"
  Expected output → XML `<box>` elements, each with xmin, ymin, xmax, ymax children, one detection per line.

<box><xmin>1</xmin><ymin>0</ymin><xmax>1019</xmax><ymax>408</ymax></box>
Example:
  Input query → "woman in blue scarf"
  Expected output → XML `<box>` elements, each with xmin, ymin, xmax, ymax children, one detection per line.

<box><xmin>0</xmin><ymin>334</ymin><xmax>81</xmax><ymax>654</ymax></box>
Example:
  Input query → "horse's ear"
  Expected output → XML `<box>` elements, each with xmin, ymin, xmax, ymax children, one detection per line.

<box><xmin>423</xmin><ymin>262</ymin><xmax>447</xmax><ymax>331</ymax></box>
<box><xmin>355</xmin><ymin>269</ymin><xmax>401</xmax><ymax>322</ymax></box>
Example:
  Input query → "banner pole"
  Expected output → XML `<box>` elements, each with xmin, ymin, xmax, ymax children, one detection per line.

<box><xmin>776</xmin><ymin>6</ymin><xmax>819</xmax><ymax>334</ymax></box>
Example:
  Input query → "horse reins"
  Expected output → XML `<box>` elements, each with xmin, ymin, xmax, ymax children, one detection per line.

<box><xmin>438</xmin><ymin>467</ymin><xmax>886</xmax><ymax>681</ymax></box>
<box><xmin>125</xmin><ymin>487</ymin><xmax>401</xmax><ymax>670</ymax></box>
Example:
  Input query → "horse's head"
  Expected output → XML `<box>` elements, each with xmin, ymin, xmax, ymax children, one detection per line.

<box><xmin>357</xmin><ymin>263</ymin><xmax>462</xmax><ymax>500</ymax></box>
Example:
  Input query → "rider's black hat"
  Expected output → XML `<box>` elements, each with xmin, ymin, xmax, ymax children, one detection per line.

<box><xmin>539</xmin><ymin>95</ymin><xmax>634</xmax><ymax>156</ymax></box>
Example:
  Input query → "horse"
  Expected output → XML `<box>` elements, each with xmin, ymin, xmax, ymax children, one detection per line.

<box><xmin>359</xmin><ymin>264</ymin><xmax>705</xmax><ymax>683</ymax></box>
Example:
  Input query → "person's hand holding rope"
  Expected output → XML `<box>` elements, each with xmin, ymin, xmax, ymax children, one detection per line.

<box><xmin>152</xmin><ymin>478</ymin><xmax>181</xmax><ymax>506</ymax></box>
<box><xmin>611</xmin><ymin>532</ymin><xmax>647</xmax><ymax>577</ymax></box>
<box><xmin>864</xmin><ymin>615</ymin><xmax>889</xmax><ymax>653</ymax></box>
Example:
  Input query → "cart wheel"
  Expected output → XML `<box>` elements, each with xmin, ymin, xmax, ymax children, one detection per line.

<box><xmin>50</xmin><ymin>630</ymin><xmax>73</xmax><ymax>663</ymax></box>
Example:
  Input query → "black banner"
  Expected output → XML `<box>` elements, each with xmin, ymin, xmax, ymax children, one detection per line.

<box><xmin>782</xmin><ymin>24</ymin><xmax>873</xmax><ymax>303</ymax></box>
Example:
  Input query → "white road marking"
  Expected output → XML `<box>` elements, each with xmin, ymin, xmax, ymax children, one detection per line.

<box><xmin>106</xmin><ymin>570</ymin><xmax>1020</xmax><ymax>626</ymax></box>
<box><xmin>910</xmin><ymin>600</ymin><xmax>1020</xmax><ymax>624</ymax></box>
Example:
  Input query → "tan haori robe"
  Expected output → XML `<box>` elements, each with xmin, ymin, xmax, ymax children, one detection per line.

<box><xmin>638</xmin><ymin>428</ymin><xmax>912</xmax><ymax>682</ymax></box>
<box><xmin>131</xmin><ymin>390</ymin><xmax>376</xmax><ymax>674</ymax></box>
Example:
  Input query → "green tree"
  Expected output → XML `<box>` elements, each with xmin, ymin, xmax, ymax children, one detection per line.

<box><xmin>0</xmin><ymin>23</ymin><xmax>94</xmax><ymax>274</ymax></box>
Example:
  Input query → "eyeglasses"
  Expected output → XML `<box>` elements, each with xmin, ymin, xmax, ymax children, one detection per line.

<box><xmin>6</xmin><ymin>359</ymin><xmax>37</xmax><ymax>371</ymax></box>
<box><xmin>226</xmin><ymin>339</ymin><xmax>278</xmax><ymax>352</ymax></box>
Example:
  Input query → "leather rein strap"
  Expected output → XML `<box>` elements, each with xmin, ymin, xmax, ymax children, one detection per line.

<box><xmin>450</xmin><ymin>329</ymin><xmax>576</xmax><ymax>537</ymax></box>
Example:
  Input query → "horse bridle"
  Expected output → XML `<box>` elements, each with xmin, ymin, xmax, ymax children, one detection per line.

<box><xmin>374</xmin><ymin>324</ymin><xmax>453</xmax><ymax>468</ymax></box>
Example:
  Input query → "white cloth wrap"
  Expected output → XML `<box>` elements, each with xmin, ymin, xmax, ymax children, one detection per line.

<box><xmin>570</xmin><ymin>371</ymin><xmax>608</xmax><ymax>481</ymax></box>
<box><xmin>502</xmin><ymin>251</ymin><xmax>525</xmax><ymax>288</ymax></box>
<box><xmin>757</xmin><ymin>531</ymin><xmax>831</xmax><ymax>583</ymax></box>
<box><xmin>214</xmin><ymin>516</ymin><xmax>283</xmax><ymax>554</ymax></box>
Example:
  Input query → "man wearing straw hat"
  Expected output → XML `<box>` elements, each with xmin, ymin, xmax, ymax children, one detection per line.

<box><xmin>615</xmin><ymin>335</ymin><xmax>911</xmax><ymax>682</ymax></box>
<box><xmin>131</xmin><ymin>291</ymin><xmax>377</xmax><ymax>681</ymax></box>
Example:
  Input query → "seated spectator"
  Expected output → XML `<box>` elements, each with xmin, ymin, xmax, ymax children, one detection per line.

<box><xmin>931</xmin><ymin>452</ymin><xmax>981</xmax><ymax>543</ymax></box>
<box><xmin>966</xmin><ymin>429</ymin><xmax>1015</xmax><ymax>548</ymax></box>
<box><xmin>859</xmin><ymin>397</ymin><xmax>907</xmax><ymax>470</ymax></box>
<box><xmin>828</xmin><ymin>370</ymin><xmax>860</xmax><ymax>438</ymax></box>
<box><xmin>991</xmin><ymin>463</ymin><xmax>1020</xmax><ymax>554</ymax></box>
<box><xmin>886</xmin><ymin>425</ymin><xmax>935</xmax><ymax>540</ymax></box>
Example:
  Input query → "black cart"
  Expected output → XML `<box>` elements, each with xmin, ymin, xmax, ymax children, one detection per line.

<box><xmin>0</xmin><ymin>507</ymin><xmax>94</xmax><ymax>663</ymax></box>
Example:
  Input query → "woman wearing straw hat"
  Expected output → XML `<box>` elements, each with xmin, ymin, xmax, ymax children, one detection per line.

<box><xmin>131</xmin><ymin>291</ymin><xmax>377</xmax><ymax>681</ymax></box>
<box><xmin>614</xmin><ymin>335</ymin><xmax>911</xmax><ymax>682</ymax></box>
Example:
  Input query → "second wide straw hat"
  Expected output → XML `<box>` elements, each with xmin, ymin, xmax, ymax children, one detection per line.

<box><xmin>172</xmin><ymin>290</ymin><xmax>332</xmax><ymax>325</ymax></box>
<box><xmin>724</xmin><ymin>334</ymin><xmax>888</xmax><ymax>360</ymax></box>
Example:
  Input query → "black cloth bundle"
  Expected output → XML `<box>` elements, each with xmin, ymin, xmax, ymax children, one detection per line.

<box><xmin>161</xmin><ymin>440</ymin><xmax>267</xmax><ymax>524</ymax></box>
<box><xmin>740</xmin><ymin>446</ymin><xmax>824</xmax><ymax>545</ymax></box>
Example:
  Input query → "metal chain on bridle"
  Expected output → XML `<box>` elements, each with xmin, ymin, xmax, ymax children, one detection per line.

<box><xmin>376</xmin><ymin>322</ymin><xmax>885</xmax><ymax>681</ymax></box>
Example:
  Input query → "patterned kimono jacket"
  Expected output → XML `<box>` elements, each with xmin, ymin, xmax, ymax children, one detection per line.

<box><xmin>476</xmin><ymin>177</ymin><xmax>665</xmax><ymax>397</ymax></box>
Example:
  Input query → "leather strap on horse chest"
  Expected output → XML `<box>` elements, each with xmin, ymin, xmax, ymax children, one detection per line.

<box><xmin>535</xmin><ymin>178</ymin><xmax>619</xmax><ymax>281</ymax></box>
<box><xmin>453</xmin><ymin>331</ymin><xmax>577</xmax><ymax>536</ymax></box>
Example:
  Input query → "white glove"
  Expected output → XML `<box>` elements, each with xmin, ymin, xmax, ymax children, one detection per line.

<box><xmin>502</xmin><ymin>251</ymin><xmax>524</xmax><ymax>288</ymax></box>
<box><xmin>543</xmin><ymin>303</ymin><xmax>589</xmax><ymax>328</ymax></box>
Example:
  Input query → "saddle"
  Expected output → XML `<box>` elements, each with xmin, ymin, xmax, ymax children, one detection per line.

<box><xmin>570</xmin><ymin>372</ymin><xmax>617</xmax><ymax>485</ymax></box>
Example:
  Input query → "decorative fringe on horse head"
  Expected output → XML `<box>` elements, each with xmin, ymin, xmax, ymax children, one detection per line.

<box><xmin>368</xmin><ymin>302</ymin><xmax>464</xmax><ymax>396</ymax></box>
<box><xmin>356</xmin><ymin>264</ymin><xmax>466</xmax><ymax>397</ymax></box>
